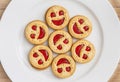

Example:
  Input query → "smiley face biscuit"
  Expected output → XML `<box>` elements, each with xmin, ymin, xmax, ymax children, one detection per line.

<box><xmin>68</xmin><ymin>15</ymin><xmax>92</xmax><ymax>39</ymax></box>
<box><xmin>25</xmin><ymin>20</ymin><xmax>49</xmax><ymax>45</ymax></box>
<box><xmin>46</xmin><ymin>5</ymin><xmax>70</xmax><ymax>30</ymax></box>
<box><xmin>52</xmin><ymin>54</ymin><xmax>76</xmax><ymax>78</ymax></box>
<box><xmin>71</xmin><ymin>39</ymin><xmax>95</xmax><ymax>64</ymax></box>
<box><xmin>29</xmin><ymin>45</ymin><xmax>53</xmax><ymax>69</ymax></box>
<box><xmin>49</xmin><ymin>30</ymin><xmax>72</xmax><ymax>54</ymax></box>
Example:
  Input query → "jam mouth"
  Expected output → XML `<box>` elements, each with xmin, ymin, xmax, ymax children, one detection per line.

<box><xmin>52</xmin><ymin>18</ymin><xmax>65</xmax><ymax>26</ymax></box>
<box><xmin>37</xmin><ymin>27</ymin><xmax>45</xmax><ymax>39</ymax></box>
<box><xmin>57</xmin><ymin>58</ymin><xmax>70</xmax><ymax>66</ymax></box>
<box><xmin>73</xmin><ymin>23</ymin><xmax>83</xmax><ymax>34</ymax></box>
<box><xmin>39</xmin><ymin>50</ymin><xmax>49</xmax><ymax>61</ymax></box>
<box><xmin>75</xmin><ymin>44</ymin><xmax>84</xmax><ymax>57</ymax></box>
<box><xmin>53</xmin><ymin>34</ymin><xmax>64</xmax><ymax>45</ymax></box>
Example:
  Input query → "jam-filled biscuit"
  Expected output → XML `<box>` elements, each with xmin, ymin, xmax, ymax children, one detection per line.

<box><xmin>25</xmin><ymin>20</ymin><xmax>49</xmax><ymax>45</ymax></box>
<box><xmin>71</xmin><ymin>39</ymin><xmax>95</xmax><ymax>64</ymax></box>
<box><xmin>52</xmin><ymin>54</ymin><xmax>76</xmax><ymax>78</ymax></box>
<box><xmin>29</xmin><ymin>45</ymin><xmax>53</xmax><ymax>69</ymax></box>
<box><xmin>49</xmin><ymin>30</ymin><xmax>72</xmax><ymax>54</ymax></box>
<box><xmin>46</xmin><ymin>5</ymin><xmax>70</xmax><ymax>30</ymax></box>
<box><xmin>68</xmin><ymin>15</ymin><xmax>92</xmax><ymax>39</ymax></box>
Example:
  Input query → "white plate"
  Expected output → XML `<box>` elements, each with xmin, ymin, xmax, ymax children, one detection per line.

<box><xmin>0</xmin><ymin>0</ymin><xmax>120</xmax><ymax>82</ymax></box>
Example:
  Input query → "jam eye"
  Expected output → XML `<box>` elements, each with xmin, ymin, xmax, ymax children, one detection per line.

<box><xmin>32</xmin><ymin>25</ymin><xmax>37</xmax><ymax>31</ymax></box>
<box><xmin>57</xmin><ymin>45</ymin><xmax>62</xmax><ymax>50</ymax></box>
<box><xmin>38</xmin><ymin>59</ymin><xmax>43</xmax><ymax>65</ymax></box>
<box><xmin>51</xmin><ymin>12</ymin><xmax>56</xmax><ymax>17</ymax></box>
<box><xmin>83</xmin><ymin>26</ymin><xmax>89</xmax><ymax>31</ymax></box>
<box><xmin>59</xmin><ymin>10</ymin><xmax>64</xmax><ymax>16</ymax></box>
<box><xmin>82</xmin><ymin>54</ymin><xmax>88</xmax><ymax>59</ymax></box>
<box><xmin>33</xmin><ymin>53</ymin><xmax>38</xmax><ymax>58</ymax></box>
<box><xmin>63</xmin><ymin>39</ymin><xmax>69</xmax><ymax>44</ymax></box>
<box><xmin>57</xmin><ymin>68</ymin><xmax>63</xmax><ymax>73</ymax></box>
<box><xmin>30</xmin><ymin>34</ymin><xmax>35</xmax><ymax>39</ymax></box>
<box><xmin>66</xmin><ymin>66</ymin><xmax>71</xmax><ymax>72</ymax></box>
<box><xmin>78</xmin><ymin>19</ymin><xmax>84</xmax><ymax>24</ymax></box>
<box><xmin>86</xmin><ymin>46</ymin><xmax>91</xmax><ymax>51</ymax></box>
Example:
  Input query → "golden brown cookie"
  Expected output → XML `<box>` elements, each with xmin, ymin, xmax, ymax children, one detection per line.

<box><xmin>46</xmin><ymin>5</ymin><xmax>70</xmax><ymax>30</ymax></box>
<box><xmin>29</xmin><ymin>45</ymin><xmax>53</xmax><ymax>69</ymax></box>
<box><xmin>25</xmin><ymin>20</ymin><xmax>49</xmax><ymax>45</ymax></box>
<box><xmin>71</xmin><ymin>39</ymin><xmax>95</xmax><ymax>64</ymax></box>
<box><xmin>68</xmin><ymin>15</ymin><xmax>92</xmax><ymax>39</ymax></box>
<box><xmin>49</xmin><ymin>30</ymin><xmax>72</xmax><ymax>54</ymax></box>
<box><xmin>52</xmin><ymin>54</ymin><xmax>76</xmax><ymax>78</ymax></box>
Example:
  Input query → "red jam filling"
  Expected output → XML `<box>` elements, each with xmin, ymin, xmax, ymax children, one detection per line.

<box><xmin>75</xmin><ymin>44</ymin><xmax>84</xmax><ymax>57</ymax></box>
<box><xmin>57</xmin><ymin>68</ymin><xmax>63</xmax><ymax>73</ymax></box>
<box><xmin>30</xmin><ymin>34</ymin><xmax>35</xmax><ymax>39</ymax></box>
<box><xmin>52</xmin><ymin>18</ymin><xmax>65</xmax><ymax>26</ymax></box>
<box><xmin>63</xmin><ymin>39</ymin><xmax>69</xmax><ymax>44</ymax></box>
<box><xmin>51</xmin><ymin>12</ymin><xmax>56</xmax><ymax>17</ymax></box>
<box><xmin>78</xmin><ymin>19</ymin><xmax>84</xmax><ymax>24</ymax></box>
<box><xmin>66</xmin><ymin>67</ymin><xmax>71</xmax><ymax>72</ymax></box>
<box><xmin>57</xmin><ymin>45</ymin><xmax>62</xmax><ymax>50</ymax></box>
<box><xmin>32</xmin><ymin>25</ymin><xmax>37</xmax><ymax>31</ymax></box>
<box><xmin>33</xmin><ymin>53</ymin><xmax>38</xmax><ymax>58</ymax></box>
<box><xmin>37</xmin><ymin>27</ymin><xmax>45</xmax><ymax>39</ymax></box>
<box><xmin>59</xmin><ymin>10</ymin><xmax>64</xmax><ymax>16</ymax></box>
<box><xmin>83</xmin><ymin>26</ymin><xmax>89</xmax><ymax>31</ymax></box>
<box><xmin>38</xmin><ymin>59</ymin><xmax>43</xmax><ymax>65</ymax></box>
<box><xmin>57</xmin><ymin>58</ymin><xmax>70</xmax><ymax>66</ymax></box>
<box><xmin>73</xmin><ymin>23</ymin><xmax>83</xmax><ymax>34</ymax></box>
<box><xmin>86</xmin><ymin>46</ymin><xmax>91</xmax><ymax>51</ymax></box>
<box><xmin>53</xmin><ymin>34</ymin><xmax>64</xmax><ymax>44</ymax></box>
<box><xmin>82</xmin><ymin>54</ymin><xmax>88</xmax><ymax>59</ymax></box>
<box><xmin>39</xmin><ymin>50</ymin><xmax>49</xmax><ymax>61</ymax></box>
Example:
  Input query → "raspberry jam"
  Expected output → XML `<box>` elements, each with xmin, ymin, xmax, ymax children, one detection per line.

<box><xmin>78</xmin><ymin>19</ymin><xmax>84</xmax><ymax>24</ymax></box>
<box><xmin>51</xmin><ymin>12</ymin><xmax>56</xmax><ymax>17</ymax></box>
<box><xmin>75</xmin><ymin>44</ymin><xmax>84</xmax><ymax>57</ymax></box>
<box><xmin>66</xmin><ymin>67</ymin><xmax>71</xmax><ymax>72</ymax></box>
<box><xmin>33</xmin><ymin>53</ymin><xmax>38</xmax><ymax>58</ymax></box>
<box><xmin>57</xmin><ymin>58</ymin><xmax>70</xmax><ymax>66</ymax></box>
<box><xmin>73</xmin><ymin>23</ymin><xmax>83</xmax><ymax>34</ymax></box>
<box><xmin>63</xmin><ymin>39</ymin><xmax>69</xmax><ymax>44</ymax></box>
<box><xmin>32</xmin><ymin>25</ymin><xmax>37</xmax><ymax>31</ymax></box>
<box><xmin>83</xmin><ymin>26</ymin><xmax>89</xmax><ymax>31</ymax></box>
<box><xmin>38</xmin><ymin>59</ymin><xmax>43</xmax><ymax>65</ymax></box>
<box><xmin>57</xmin><ymin>45</ymin><xmax>62</xmax><ymax>50</ymax></box>
<box><xmin>52</xmin><ymin>18</ymin><xmax>65</xmax><ymax>26</ymax></box>
<box><xmin>82</xmin><ymin>54</ymin><xmax>88</xmax><ymax>59</ymax></box>
<box><xmin>39</xmin><ymin>50</ymin><xmax>49</xmax><ymax>61</ymax></box>
<box><xmin>30</xmin><ymin>34</ymin><xmax>35</xmax><ymax>39</ymax></box>
<box><xmin>37</xmin><ymin>27</ymin><xmax>45</xmax><ymax>39</ymax></box>
<box><xmin>86</xmin><ymin>46</ymin><xmax>91</xmax><ymax>51</ymax></box>
<box><xmin>59</xmin><ymin>10</ymin><xmax>64</xmax><ymax>16</ymax></box>
<box><xmin>53</xmin><ymin>34</ymin><xmax>64</xmax><ymax>44</ymax></box>
<box><xmin>57</xmin><ymin>68</ymin><xmax>63</xmax><ymax>73</ymax></box>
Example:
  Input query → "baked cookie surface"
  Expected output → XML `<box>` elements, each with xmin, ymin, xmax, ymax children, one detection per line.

<box><xmin>46</xmin><ymin>5</ymin><xmax>70</xmax><ymax>30</ymax></box>
<box><xmin>68</xmin><ymin>15</ymin><xmax>92</xmax><ymax>39</ymax></box>
<box><xmin>52</xmin><ymin>54</ymin><xmax>76</xmax><ymax>78</ymax></box>
<box><xmin>49</xmin><ymin>30</ymin><xmax>72</xmax><ymax>54</ymax></box>
<box><xmin>25</xmin><ymin>20</ymin><xmax>48</xmax><ymax>44</ymax></box>
<box><xmin>71</xmin><ymin>39</ymin><xmax>95</xmax><ymax>64</ymax></box>
<box><xmin>29</xmin><ymin>45</ymin><xmax>53</xmax><ymax>69</ymax></box>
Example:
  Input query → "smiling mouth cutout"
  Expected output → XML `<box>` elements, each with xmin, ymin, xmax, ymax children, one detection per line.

<box><xmin>52</xmin><ymin>18</ymin><xmax>65</xmax><ymax>26</ymax></box>
<box><xmin>73</xmin><ymin>23</ymin><xmax>83</xmax><ymax>34</ymax></box>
